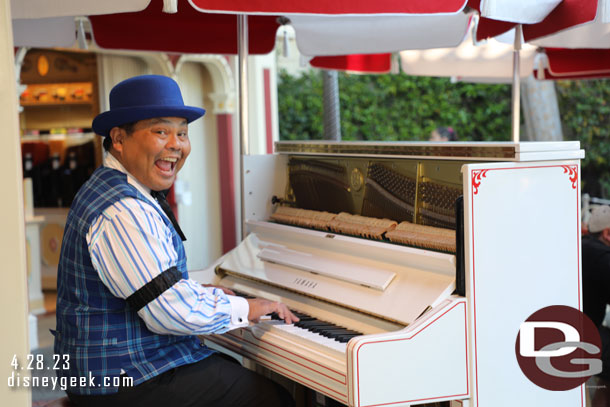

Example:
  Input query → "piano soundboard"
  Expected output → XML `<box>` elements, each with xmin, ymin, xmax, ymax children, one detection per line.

<box><xmin>194</xmin><ymin>141</ymin><xmax>585</xmax><ymax>407</ymax></box>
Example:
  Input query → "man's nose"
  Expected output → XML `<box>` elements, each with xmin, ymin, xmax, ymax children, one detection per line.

<box><xmin>166</xmin><ymin>132</ymin><xmax>182</xmax><ymax>150</ymax></box>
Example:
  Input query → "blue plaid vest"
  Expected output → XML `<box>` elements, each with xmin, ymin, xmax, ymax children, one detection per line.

<box><xmin>54</xmin><ymin>166</ymin><xmax>212</xmax><ymax>395</ymax></box>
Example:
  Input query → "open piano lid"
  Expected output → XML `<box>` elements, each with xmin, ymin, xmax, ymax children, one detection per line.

<box><xmin>217</xmin><ymin>220</ymin><xmax>456</xmax><ymax>326</ymax></box>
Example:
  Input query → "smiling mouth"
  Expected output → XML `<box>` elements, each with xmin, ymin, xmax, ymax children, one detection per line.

<box><xmin>155</xmin><ymin>157</ymin><xmax>178</xmax><ymax>173</ymax></box>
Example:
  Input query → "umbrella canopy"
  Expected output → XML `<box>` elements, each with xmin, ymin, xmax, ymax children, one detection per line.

<box><xmin>530</xmin><ymin>0</ymin><xmax>610</xmax><ymax>49</ymax></box>
<box><xmin>400</xmin><ymin>25</ymin><xmax>537</xmax><ymax>82</ymax></box>
<box><xmin>12</xmin><ymin>0</ymin><xmax>475</xmax><ymax>58</ymax></box>
<box><xmin>10</xmin><ymin>0</ymin><xmax>150</xmax><ymax>48</ymax></box>
<box><xmin>309</xmin><ymin>54</ymin><xmax>393</xmax><ymax>74</ymax></box>
<box><xmin>289</xmin><ymin>13</ymin><xmax>472</xmax><ymax>57</ymax></box>
<box><xmin>88</xmin><ymin>0</ymin><xmax>474</xmax><ymax>57</ymax></box>
<box><xmin>534</xmin><ymin>48</ymin><xmax>610</xmax><ymax>79</ymax></box>
<box><xmin>10</xmin><ymin>0</ymin><xmax>151</xmax><ymax>19</ymax></box>
<box><xmin>89</xmin><ymin>0</ymin><xmax>280</xmax><ymax>54</ymax></box>
<box><xmin>474</xmin><ymin>0</ymin><xmax>610</xmax><ymax>80</ymax></box>
<box><xmin>471</xmin><ymin>0</ymin><xmax>599</xmax><ymax>42</ymax></box>
<box><xmin>188</xmin><ymin>0</ymin><xmax>468</xmax><ymax>15</ymax></box>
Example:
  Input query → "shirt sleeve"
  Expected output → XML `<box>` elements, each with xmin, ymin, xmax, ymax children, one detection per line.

<box><xmin>86</xmin><ymin>197</ymin><xmax>249</xmax><ymax>335</ymax></box>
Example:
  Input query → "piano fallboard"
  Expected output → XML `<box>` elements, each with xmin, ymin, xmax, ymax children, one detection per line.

<box><xmin>217</xmin><ymin>220</ymin><xmax>456</xmax><ymax>326</ymax></box>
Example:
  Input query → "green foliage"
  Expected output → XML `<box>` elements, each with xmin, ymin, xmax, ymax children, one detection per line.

<box><xmin>278</xmin><ymin>69</ymin><xmax>513</xmax><ymax>141</ymax></box>
<box><xmin>555</xmin><ymin>79</ymin><xmax>610</xmax><ymax>198</ymax></box>
<box><xmin>278</xmin><ymin>70</ymin><xmax>610</xmax><ymax>197</ymax></box>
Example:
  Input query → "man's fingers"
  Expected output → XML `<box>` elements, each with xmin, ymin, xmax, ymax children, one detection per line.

<box><xmin>246</xmin><ymin>299</ymin><xmax>299</xmax><ymax>324</ymax></box>
<box><xmin>276</xmin><ymin>303</ymin><xmax>299</xmax><ymax>324</ymax></box>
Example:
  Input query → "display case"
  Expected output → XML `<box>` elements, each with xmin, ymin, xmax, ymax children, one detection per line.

<box><xmin>19</xmin><ymin>49</ymin><xmax>101</xmax><ymax>290</ymax></box>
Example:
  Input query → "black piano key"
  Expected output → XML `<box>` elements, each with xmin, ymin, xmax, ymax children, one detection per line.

<box><xmin>335</xmin><ymin>334</ymin><xmax>360</xmax><ymax>343</ymax></box>
<box><xmin>295</xmin><ymin>319</ymin><xmax>324</xmax><ymax>328</ymax></box>
<box><xmin>310</xmin><ymin>324</ymin><xmax>343</xmax><ymax>333</ymax></box>
<box><xmin>319</xmin><ymin>329</ymin><xmax>361</xmax><ymax>338</ymax></box>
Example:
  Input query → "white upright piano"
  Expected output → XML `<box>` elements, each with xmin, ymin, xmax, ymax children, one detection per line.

<box><xmin>199</xmin><ymin>141</ymin><xmax>585</xmax><ymax>407</ymax></box>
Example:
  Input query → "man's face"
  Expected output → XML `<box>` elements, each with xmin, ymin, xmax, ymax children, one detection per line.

<box><xmin>110</xmin><ymin>117</ymin><xmax>191</xmax><ymax>191</ymax></box>
<box><xmin>429</xmin><ymin>130</ymin><xmax>447</xmax><ymax>142</ymax></box>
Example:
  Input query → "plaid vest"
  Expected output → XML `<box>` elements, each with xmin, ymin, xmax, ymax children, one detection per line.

<box><xmin>54</xmin><ymin>166</ymin><xmax>211</xmax><ymax>395</ymax></box>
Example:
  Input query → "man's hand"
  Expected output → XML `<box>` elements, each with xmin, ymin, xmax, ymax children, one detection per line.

<box><xmin>247</xmin><ymin>298</ymin><xmax>300</xmax><ymax>324</ymax></box>
<box><xmin>202</xmin><ymin>284</ymin><xmax>235</xmax><ymax>296</ymax></box>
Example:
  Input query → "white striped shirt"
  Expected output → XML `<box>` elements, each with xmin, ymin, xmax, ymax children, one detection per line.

<box><xmin>86</xmin><ymin>152</ymin><xmax>249</xmax><ymax>335</ymax></box>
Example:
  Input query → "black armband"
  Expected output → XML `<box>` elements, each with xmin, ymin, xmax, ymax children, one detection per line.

<box><xmin>126</xmin><ymin>267</ymin><xmax>182</xmax><ymax>312</ymax></box>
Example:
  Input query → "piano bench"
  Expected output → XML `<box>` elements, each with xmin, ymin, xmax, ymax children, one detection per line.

<box><xmin>43</xmin><ymin>397</ymin><xmax>74</xmax><ymax>407</ymax></box>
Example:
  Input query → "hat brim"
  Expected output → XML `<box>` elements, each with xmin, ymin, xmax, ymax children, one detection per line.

<box><xmin>92</xmin><ymin>105</ymin><xmax>206</xmax><ymax>137</ymax></box>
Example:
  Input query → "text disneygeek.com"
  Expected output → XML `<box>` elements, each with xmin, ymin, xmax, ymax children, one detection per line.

<box><xmin>8</xmin><ymin>354</ymin><xmax>133</xmax><ymax>391</ymax></box>
<box><xmin>8</xmin><ymin>371</ymin><xmax>133</xmax><ymax>391</ymax></box>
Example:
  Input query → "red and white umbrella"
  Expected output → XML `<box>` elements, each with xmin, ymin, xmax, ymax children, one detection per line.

<box><xmin>533</xmin><ymin>48</ymin><xmax>610</xmax><ymax>80</ymax></box>
<box><xmin>10</xmin><ymin>0</ymin><xmax>151</xmax><ymax>47</ymax></box>
<box><xmin>88</xmin><ymin>1</ymin><xmax>473</xmax><ymax>57</ymax></box>
<box><xmin>463</xmin><ymin>0</ymin><xmax>606</xmax><ymax>140</ymax></box>
<box><xmin>89</xmin><ymin>2</ymin><xmax>280</xmax><ymax>55</ymax></box>
<box><xmin>9</xmin><ymin>0</ymin><xmax>606</xmax><ymax>239</ymax></box>
<box><xmin>529</xmin><ymin>0</ymin><xmax>610</xmax><ymax>79</ymax></box>
<box><xmin>472</xmin><ymin>0</ymin><xmax>599</xmax><ymax>42</ymax></box>
<box><xmin>471</xmin><ymin>0</ymin><xmax>610</xmax><ymax>80</ymax></box>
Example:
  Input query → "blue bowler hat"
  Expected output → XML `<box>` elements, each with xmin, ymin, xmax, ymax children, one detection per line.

<box><xmin>92</xmin><ymin>75</ymin><xmax>206</xmax><ymax>137</ymax></box>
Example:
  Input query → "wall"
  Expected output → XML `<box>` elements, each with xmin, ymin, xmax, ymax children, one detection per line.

<box><xmin>176</xmin><ymin>62</ymin><xmax>222</xmax><ymax>270</ymax></box>
<box><xmin>0</xmin><ymin>0</ymin><xmax>30</xmax><ymax>405</ymax></box>
<box><xmin>247</xmin><ymin>52</ymin><xmax>279</xmax><ymax>155</ymax></box>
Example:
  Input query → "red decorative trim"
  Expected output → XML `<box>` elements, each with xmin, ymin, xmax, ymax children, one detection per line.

<box><xmin>354</xmin><ymin>301</ymin><xmax>468</xmax><ymax>407</ymax></box>
<box><xmin>561</xmin><ymin>165</ymin><xmax>578</xmax><ymax>189</ymax></box>
<box><xmin>470</xmin><ymin>164</ymin><xmax>583</xmax><ymax>406</ymax></box>
<box><xmin>225</xmin><ymin>330</ymin><xmax>346</xmax><ymax>384</ymax></box>
<box><xmin>472</xmin><ymin>169</ymin><xmax>488</xmax><ymax>195</ymax></box>
<box><xmin>206</xmin><ymin>335</ymin><xmax>348</xmax><ymax>403</ymax></box>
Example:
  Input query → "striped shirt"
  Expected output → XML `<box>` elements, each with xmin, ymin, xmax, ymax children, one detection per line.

<box><xmin>86</xmin><ymin>153</ymin><xmax>248</xmax><ymax>335</ymax></box>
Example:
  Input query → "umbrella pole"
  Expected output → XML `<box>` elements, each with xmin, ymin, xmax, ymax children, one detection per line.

<box><xmin>238</xmin><ymin>14</ymin><xmax>249</xmax><ymax>240</ymax></box>
<box><xmin>511</xmin><ymin>24</ymin><xmax>522</xmax><ymax>143</ymax></box>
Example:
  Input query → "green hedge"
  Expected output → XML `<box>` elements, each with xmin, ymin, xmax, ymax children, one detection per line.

<box><xmin>556</xmin><ymin>80</ymin><xmax>610</xmax><ymax>198</ymax></box>
<box><xmin>278</xmin><ymin>70</ymin><xmax>513</xmax><ymax>142</ymax></box>
<box><xmin>278</xmin><ymin>70</ymin><xmax>610</xmax><ymax>197</ymax></box>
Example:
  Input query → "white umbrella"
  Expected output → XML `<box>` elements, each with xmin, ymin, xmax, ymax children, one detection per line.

<box><xmin>10</xmin><ymin>0</ymin><xmax>152</xmax><ymax>47</ymax></box>
<box><xmin>400</xmin><ymin>23</ymin><xmax>538</xmax><ymax>83</ymax></box>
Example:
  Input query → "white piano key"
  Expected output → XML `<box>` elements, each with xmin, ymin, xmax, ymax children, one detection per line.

<box><xmin>266</xmin><ymin>321</ymin><xmax>348</xmax><ymax>353</ymax></box>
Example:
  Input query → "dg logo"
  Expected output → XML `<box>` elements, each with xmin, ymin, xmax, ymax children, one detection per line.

<box><xmin>515</xmin><ymin>305</ymin><xmax>602</xmax><ymax>391</ymax></box>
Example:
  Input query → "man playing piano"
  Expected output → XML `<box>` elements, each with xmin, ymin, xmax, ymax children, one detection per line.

<box><xmin>53</xmin><ymin>75</ymin><xmax>298</xmax><ymax>407</ymax></box>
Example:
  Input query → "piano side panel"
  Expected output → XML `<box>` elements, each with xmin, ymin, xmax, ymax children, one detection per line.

<box><xmin>244</xmin><ymin>153</ymin><xmax>288</xmax><ymax>223</ymax></box>
<box><xmin>203</xmin><ymin>328</ymin><xmax>349</xmax><ymax>405</ymax></box>
<box><xmin>347</xmin><ymin>297</ymin><xmax>469</xmax><ymax>407</ymax></box>
<box><xmin>463</xmin><ymin>160</ymin><xmax>582</xmax><ymax>407</ymax></box>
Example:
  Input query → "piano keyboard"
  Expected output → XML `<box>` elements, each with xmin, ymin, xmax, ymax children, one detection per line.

<box><xmin>235</xmin><ymin>290</ymin><xmax>363</xmax><ymax>353</ymax></box>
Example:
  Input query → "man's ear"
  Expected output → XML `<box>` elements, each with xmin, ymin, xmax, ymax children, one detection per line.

<box><xmin>108</xmin><ymin>127</ymin><xmax>124</xmax><ymax>153</ymax></box>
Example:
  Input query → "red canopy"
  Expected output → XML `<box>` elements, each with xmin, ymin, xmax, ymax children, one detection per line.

<box><xmin>89</xmin><ymin>0</ymin><xmax>279</xmax><ymax>54</ymax></box>
<box><xmin>188</xmin><ymin>0</ymin><xmax>467</xmax><ymax>15</ymax></box>
<box><xmin>310</xmin><ymin>54</ymin><xmax>393</xmax><ymax>74</ymax></box>
<box><xmin>469</xmin><ymin>0</ymin><xmax>598</xmax><ymax>42</ymax></box>
<box><xmin>534</xmin><ymin>48</ymin><xmax>610</xmax><ymax>80</ymax></box>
